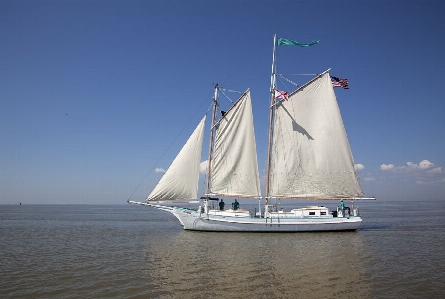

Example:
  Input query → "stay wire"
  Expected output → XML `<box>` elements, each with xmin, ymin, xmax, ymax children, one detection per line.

<box><xmin>127</xmin><ymin>94</ymin><xmax>213</xmax><ymax>202</ymax></box>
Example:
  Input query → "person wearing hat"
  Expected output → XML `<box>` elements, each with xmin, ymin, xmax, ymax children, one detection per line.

<box><xmin>339</xmin><ymin>199</ymin><xmax>345</xmax><ymax>217</ymax></box>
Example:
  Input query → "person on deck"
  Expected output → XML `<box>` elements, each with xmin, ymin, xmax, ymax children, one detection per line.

<box><xmin>219</xmin><ymin>199</ymin><xmax>225</xmax><ymax>211</ymax></box>
<box><xmin>340</xmin><ymin>199</ymin><xmax>345</xmax><ymax>217</ymax></box>
<box><xmin>232</xmin><ymin>199</ymin><xmax>239</xmax><ymax>210</ymax></box>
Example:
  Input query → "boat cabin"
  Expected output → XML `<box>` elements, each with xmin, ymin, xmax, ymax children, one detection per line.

<box><xmin>291</xmin><ymin>206</ymin><xmax>329</xmax><ymax>217</ymax></box>
<box><xmin>264</xmin><ymin>205</ymin><xmax>331</xmax><ymax>218</ymax></box>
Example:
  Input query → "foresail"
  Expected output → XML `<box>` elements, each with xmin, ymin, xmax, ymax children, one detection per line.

<box><xmin>146</xmin><ymin>115</ymin><xmax>206</xmax><ymax>201</ymax></box>
<box><xmin>269</xmin><ymin>72</ymin><xmax>363</xmax><ymax>198</ymax></box>
<box><xmin>210</xmin><ymin>91</ymin><xmax>261</xmax><ymax>198</ymax></box>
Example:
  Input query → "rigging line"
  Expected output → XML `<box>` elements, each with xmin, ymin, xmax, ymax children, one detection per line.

<box><xmin>275</xmin><ymin>77</ymin><xmax>293</xmax><ymax>97</ymax></box>
<box><xmin>232</xmin><ymin>172</ymin><xmax>261</xmax><ymax>198</ymax></box>
<box><xmin>225</xmin><ymin>74</ymin><xmax>270</xmax><ymax>88</ymax></box>
<box><xmin>220</xmin><ymin>39</ymin><xmax>268</xmax><ymax>87</ymax></box>
<box><xmin>277</xmin><ymin>74</ymin><xmax>299</xmax><ymax>88</ymax></box>
<box><xmin>276</xmin><ymin>73</ymin><xmax>318</xmax><ymax>76</ymax></box>
<box><xmin>219</xmin><ymin>88</ymin><xmax>242</xmax><ymax>93</ymax></box>
<box><xmin>218</xmin><ymin>88</ymin><xmax>234</xmax><ymax>103</ymax></box>
<box><xmin>127</xmin><ymin>90</ymin><xmax>213</xmax><ymax>201</ymax></box>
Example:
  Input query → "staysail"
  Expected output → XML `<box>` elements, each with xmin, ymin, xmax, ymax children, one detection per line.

<box><xmin>146</xmin><ymin>115</ymin><xmax>206</xmax><ymax>201</ymax></box>
<box><xmin>210</xmin><ymin>90</ymin><xmax>261</xmax><ymax>198</ymax></box>
<box><xmin>269</xmin><ymin>71</ymin><xmax>363</xmax><ymax>198</ymax></box>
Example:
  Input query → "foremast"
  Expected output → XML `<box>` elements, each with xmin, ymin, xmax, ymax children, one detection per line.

<box><xmin>205</xmin><ymin>85</ymin><xmax>219</xmax><ymax>197</ymax></box>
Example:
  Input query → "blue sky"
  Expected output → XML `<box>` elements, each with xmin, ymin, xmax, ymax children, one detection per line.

<box><xmin>1</xmin><ymin>0</ymin><xmax>444</xmax><ymax>204</ymax></box>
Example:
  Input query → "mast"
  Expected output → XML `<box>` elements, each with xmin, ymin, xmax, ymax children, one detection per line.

<box><xmin>265</xmin><ymin>34</ymin><xmax>277</xmax><ymax>205</ymax></box>
<box><xmin>205</xmin><ymin>84</ymin><xmax>218</xmax><ymax>196</ymax></box>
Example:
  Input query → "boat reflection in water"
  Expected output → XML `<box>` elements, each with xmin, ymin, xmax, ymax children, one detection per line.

<box><xmin>143</xmin><ymin>228</ymin><xmax>371</xmax><ymax>298</ymax></box>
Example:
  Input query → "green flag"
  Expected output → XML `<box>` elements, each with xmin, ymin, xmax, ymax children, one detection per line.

<box><xmin>277</xmin><ymin>37</ymin><xmax>319</xmax><ymax>47</ymax></box>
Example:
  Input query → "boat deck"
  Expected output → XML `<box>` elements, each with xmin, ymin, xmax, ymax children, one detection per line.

<box><xmin>173</xmin><ymin>206</ymin><xmax>357</xmax><ymax>220</ymax></box>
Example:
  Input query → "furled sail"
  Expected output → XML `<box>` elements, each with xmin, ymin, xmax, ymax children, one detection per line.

<box><xmin>269</xmin><ymin>71</ymin><xmax>363</xmax><ymax>198</ymax></box>
<box><xmin>146</xmin><ymin>115</ymin><xmax>206</xmax><ymax>201</ymax></box>
<box><xmin>210</xmin><ymin>90</ymin><xmax>261</xmax><ymax>198</ymax></box>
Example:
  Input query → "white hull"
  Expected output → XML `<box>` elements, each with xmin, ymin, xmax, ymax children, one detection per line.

<box><xmin>130</xmin><ymin>202</ymin><xmax>362</xmax><ymax>232</ymax></box>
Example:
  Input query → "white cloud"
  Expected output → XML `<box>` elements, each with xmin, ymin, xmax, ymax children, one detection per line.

<box><xmin>417</xmin><ymin>177</ymin><xmax>445</xmax><ymax>185</ymax></box>
<box><xmin>427</xmin><ymin>167</ymin><xmax>442</xmax><ymax>174</ymax></box>
<box><xmin>381</xmin><ymin>164</ymin><xmax>395</xmax><ymax>171</ymax></box>
<box><xmin>200</xmin><ymin>160</ymin><xmax>208</xmax><ymax>174</ymax></box>
<box><xmin>364</xmin><ymin>177</ymin><xmax>376</xmax><ymax>182</ymax></box>
<box><xmin>354</xmin><ymin>164</ymin><xmax>364</xmax><ymax>172</ymax></box>
<box><xmin>380</xmin><ymin>160</ymin><xmax>444</xmax><ymax>186</ymax></box>
<box><xmin>406</xmin><ymin>162</ymin><xmax>417</xmax><ymax>170</ymax></box>
<box><xmin>416</xmin><ymin>180</ymin><xmax>429</xmax><ymax>185</ymax></box>
<box><xmin>155</xmin><ymin>168</ymin><xmax>166</xmax><ymax>173</ymax></box>
<box><xmin>419</xmin><ymin>160</ymin><xmax>435</xmax><ymax>170</ymax></box>
<box><xmin>381</xmin><ymin>160</ymin><xmax>439</xmax><ymax>173</ymax></box>
<box><xmin>380</xmin><ymin>160</ymin><xmax>445</xmax><ymax>185</ymax></box>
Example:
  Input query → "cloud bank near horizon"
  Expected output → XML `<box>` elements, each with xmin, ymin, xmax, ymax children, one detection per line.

<box><xmin>380</xmin><ymin>159</ymin><xmax>442</xmax><ymax>174</ymax></box>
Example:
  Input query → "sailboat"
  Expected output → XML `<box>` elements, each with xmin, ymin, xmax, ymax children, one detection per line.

<box><xmin>128</xmin><ymin>35</ymin><xmax>374</xmax><ymax>232</ymax></box>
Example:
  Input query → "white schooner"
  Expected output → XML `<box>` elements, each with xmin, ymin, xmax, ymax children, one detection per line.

<box><xmin>128</xmin><ymin>34</ymin><xmax>374</xmax><ymax>232</ymax></box>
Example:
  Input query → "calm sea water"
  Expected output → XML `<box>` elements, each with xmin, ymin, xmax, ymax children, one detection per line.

<box><xmin>1</xmin><ymin>200</ymin><xmax>444</xmax><ymax>299</ymax></box>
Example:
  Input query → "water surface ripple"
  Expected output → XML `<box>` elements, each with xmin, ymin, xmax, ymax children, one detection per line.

<box><xmin>1</xmin><ymin>201</ymin><xmax>444</xmax><ymax>298</ymax></box>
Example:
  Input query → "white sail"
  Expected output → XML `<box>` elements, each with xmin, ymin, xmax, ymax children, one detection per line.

<box><xmin>146</xmin><ymin>115</ymin><xmax>206</xmax><ymax>201</ymax></box>
<box><xmin>210</xmin><ymin>91</ymin><xmax>261</xmax><ymax>198</ymax></box>
<box><xmin>269</xmin><ymin>71</ymin><xmax>363</xmax><ymax>198</ymax></box>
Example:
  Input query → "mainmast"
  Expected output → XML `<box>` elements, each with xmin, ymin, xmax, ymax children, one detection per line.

<box><xmin>265</xmin><ymin>34</ymin><xmax>278</xmax><ymax>205</ymax></box>
<box><xmin>205</xmin><ymin>84</ymin><xmax>218</xmax><ymax>196</ymax></box>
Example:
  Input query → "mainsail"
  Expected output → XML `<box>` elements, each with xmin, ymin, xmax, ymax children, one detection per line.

<box><xmin>210</xmin><ymin>90</ymin><xmax>261</xmax><ymax>198</ymax></box>
<box><xmin>269</xmin><ymin>71</ymin><xmax>363</xmax><ymax>198</ymax></box>
<box><xmin>146</xmin><ymin>115</ymin><xmax>206</xmax><ymax>201</ymax></box>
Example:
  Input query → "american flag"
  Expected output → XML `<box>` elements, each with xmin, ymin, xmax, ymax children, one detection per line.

<box><xmin>330</xmin><ymin>76</ymin><xmax>349</xmax><ymax>89</ymax></box>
